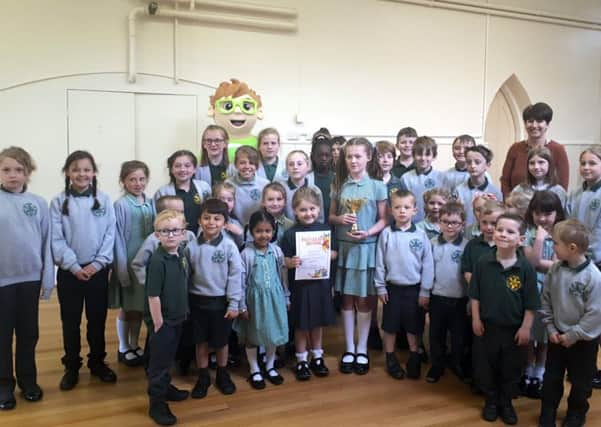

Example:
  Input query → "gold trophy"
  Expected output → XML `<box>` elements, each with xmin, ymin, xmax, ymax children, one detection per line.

<box><xmin>344</xmin><ymin>198</ymin><xmax>367</xmax><ymax>233</ymax></box>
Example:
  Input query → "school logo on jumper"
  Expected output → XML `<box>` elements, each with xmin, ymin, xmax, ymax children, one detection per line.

<box><xmin>506</xmin><ymin>274</ymin><xmax>522</xmax><ymax>291</ymax></box>
<box><xmin>193</xmin><ymin>194</ymin><xmax>202</xmax><ymax>205</ymax></box>
<box><xmin>92</xmin><ymin>206</ymin><xmax>106</xmax><ymax>217</ymax></box>
<box><xmin>22</xmin><ymin>202</ymin><xmax>38</xmax><ymax>216</ymax></box>
<box><xmin>569</xmin><ymin>281</ymin><xmax>590</xmax><ymax>302</ymax></box>
<box><xmin>590</xmin><ymin>199</ymin><xmax>601</xmax><ymax>211</ymax></box>
<box><xmin>181</xmin><ymin>257</ymin><xmax>187</xmax><ymax>271</ymax></box>
<box><xmin>424</xmin><ymin>178</ymin><xmax>436</xmax><ymax>189</ymax></box>
<box><xmin>451</xmin><ymin>250</ymin><xmax>462</xmax><ymax>263</ymax></box>
<box><xmin>409</xmin><ymin>238</ymin><xmax>423</xmax><ymax>253</ymax></box>
<box><xmin>211</xmin><ymin>250</ymin><xmax>226</xmax><ymax>263</ymax></box>
<box><xmin>250</xmin><ymin>189</ymin><xmax>261</xmax><ymax>201</ymax></box>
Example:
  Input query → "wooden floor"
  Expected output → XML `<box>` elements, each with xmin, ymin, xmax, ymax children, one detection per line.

<box><xmin>3</xmin><ymin>296</ymin><xmax>601</xmax><ymax>427</ymax></box>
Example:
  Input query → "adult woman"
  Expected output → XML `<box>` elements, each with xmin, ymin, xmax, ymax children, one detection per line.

<box><xmin>500</xmin><ymin>103</ymin><xmax>569</xmax><ymax>197</ymax></box>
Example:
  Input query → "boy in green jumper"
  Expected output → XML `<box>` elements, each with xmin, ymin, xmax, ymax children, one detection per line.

<box><xmin>469</xmin><ymin>213</ymin><xmax>540</xmax><ymax>425</ymax></box>
<box><xmin>145</xmin><ymin>210</ymin><xmax>190</xmax><ymax>426</ymax></box>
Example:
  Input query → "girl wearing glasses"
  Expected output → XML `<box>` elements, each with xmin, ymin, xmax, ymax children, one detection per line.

<box><xmin>195</xmin><ymin>125</ymin><xmax>230</xmax><ymax>187</ymax></box>
<box><xmin>110</xmin><ymin>160</ymin><xmax>155</xmax><ymax>368</ymax></box>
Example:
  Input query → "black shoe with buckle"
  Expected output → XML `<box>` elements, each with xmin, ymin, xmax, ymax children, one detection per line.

<box><xmin>339</xmin><ymin>352</ymin><xmax>355</xmax><ymax>374</ymax></box>
<box><xmin>118</xmin><ymin>349</ymin><xmax>140</xmax><ymax>367</ymax></box>
<box><xmin>265</xmin><ymin>368</ymin><xmax>284</xmax><ymax>385</ymax></box>
<box><xmin>90</xmin><ymin>363</ymin><xmax>117</xmax><ymax>383</ymax></box>
<box><xmin>354</xmin><ymin>353</ymin><xmax>370</xmax><ymax>375</ymax></box>
<box><xmin>247</xmin><ymin>372</ymin><xmax>266</xmax><ymax>390</ymax></box>
<box><xmin>295</xmin><ymin>361</ymin><xmax>311</xmax><ymax>381</ymax></box>
<box><xmin>60</xmin><ymin>369</ymin><xmax>79</xmax><ymax>391</ymax></box>
<box><xmin>21</xmin><ymin>384</ymin><xmax>43</xmax><ymax>402</ymax></box>
<box><xmin>309</xmin><ymin>357</ymin><xmax>330</xmax><ymax>377</ymax></box>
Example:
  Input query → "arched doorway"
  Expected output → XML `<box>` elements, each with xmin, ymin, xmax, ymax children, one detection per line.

<box><xmin>484</xmin><ymin>74</ymin><xmax>531</xmax><ymax>186</ymax></box>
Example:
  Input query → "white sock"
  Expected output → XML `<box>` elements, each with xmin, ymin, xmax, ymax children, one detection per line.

<box><xmin>342</xmin><ymin>309</ymin><xmax>355</xmax><ymax>362</ymax></box>
<box><xmin>534</xmin><ymin>365</ymin><xmax>545</xmax><ymax>380</ymax></box>
<box><xmin>116</xmin><ymin>318</ymin><xmax>130</xmax><ymax>353</ymax></box>
<box><xmin>129</xmin><ymin>317</ymin><xmax>142</xmax><ymax>350</ymax></box>
<box><xmin>525</xmin><ymin>363</ymin><xmax>535</xmax><ymax>378</ymax></box>
<box><xmin>311</xmin><ymin>348</ymin><xmax>324</xmax><ymax>359</ymax></box>
<box><xmin>246</xmin><ymin>347</ymin><xmax>261</xmax><ymax>374</ymax></box>
<box><xmin>356</xmin><ymin>311</ymin><xmax>372</xmax><ymax>364</ymax></box>
<box><xmin>296</xmin><ymin>351</ymin><xmax>308</xmax><ymax>363</ymax></box>
<box><xmin>265</xmin><ymin>346</ymin><xmax>277</xmax><ymax>372</ymax></box>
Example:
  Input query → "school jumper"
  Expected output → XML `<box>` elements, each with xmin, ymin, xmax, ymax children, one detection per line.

<box><xmin>226</xmin><ymin>174</ymin><xmax>270</xmax><ymax>226</ymax></box>
<box><xmin>416</xmin><ymin>218</ymin><xmax>441</xmax><ymax>240</ymax></box>
<box><xmin>452</xmin><ymin>178</ymin><xmax>503</xmax><ymax>226</ymax></box>
<box><xmin>0</xmin><ymin>188</ymin><xmax>54</xmax><ymax>399</ymax></box>
<box><xmin>195</xmin><ymin>160</ymin><xmax>230</xmax><ymax>188</ymax></box>
<box><xmin>567</xmin><ymin>180</ymin><xmax>601</xmax><ymax>265</ymax></box>
<box><xmin>153</xmin><ymin>180</ymin><xmax>211</xmax><ymax>235</ymax></box>
<box><xmin>256</xmin><ymin>157</ymin><xmax>287</xmax><ymax>182</ymax></box>
<box><xmin>400</xmin><ymin>168</ymin><xmax>446</xmax><ymax>223</ymax></box>
<box><xmin>279</xmin><ymin>177</ymin><xmax>325</xmax><ymax>223</ymax></box>
<box><xmin>50</xmin><ymin>189</ymin><xmax>116</xmax><ymax>371</ymax></box>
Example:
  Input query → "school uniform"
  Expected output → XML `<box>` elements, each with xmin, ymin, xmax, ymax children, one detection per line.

<box><xmin>428</xmin><ymin>234</ymin><xmax>469</xmax><ymax>372</ymax></box>
<box><xmin>567</xmin><ymin>180</ymin><xmax>601</xmax><ymax>264</ymax></box>
<box><xmin>511</xmin><ymin>183</ymin><xmax>567</xmax><ymax>207</ymax></box>
<box><xmin>226</xmin><ymin>174</ymin><xmax>270</xmax><ymax>226</ymax></box>
<box><xmin>400</xmin><ymin>168</ymin><xmax>446</xmax><ymax>222</ymax></box>
<box><xmin>195</xmin><ymin>160</ymin><xmax>230</xmax><ymax>188</ymax></box>
<box><xmin>452</xmin><ymin>178</ymin><xmax>503</xmax><ymax>226</ymax></box>
<box><xmin>224</xmin><ymin>216</ymin><xmax>245</xmax><ymax>249</ymax></box>
<box><xmin>314</xmin><ymin>171</ymin><xmax>335</xmax><ymax>220</ymax></box>
<box><xmin>235</xmin><ymin>242</ymin><xmax>289</xmax><ymax>347</ymax></box>
<box><xmin>392</xmin><ymin>158</ymin><xmax>415</xmax><ymax>178</ymax></box>
<box><xmin>279</xmin><ymin>177</ymin><xmax>325</xmax><ymax>223</ymax></box>
<box><xmin>153</xmin><ymin>180</ymin><xmax>211</xmax><ymax>235</ymax></box>
<box><xmin>468</xmin><ymin>250</ymin><xmax>540</xmax><ymax>407</ymax></box>
<box><xmin>460</xmin><ymin>234</ymin><xmax>496</xmax><ymax>276</ymax></box>
<box><xmin>50</xmin><ymin>188</ymin><xmax>116</xmax><ymax>371</ymax></box>
<box><xmin>145</xmin><ymin>245</ymin><xmax>189</xmax><ymax>406</ymax></box>
<box><xmin>374</xmin><ymin>224</ymin><xmax>434</xmax><ymax>335</ymax></box>
<box><xmin>0</xmin><ymin>187</ymin><xmax>53</xmax><ymax>399</ymax></box>
<box><xmin>444</xmin><ymin>165</ymin><xmax>470</xmax><ymax>190</ymax></box>
<box><xmin>185</xmin><ymin>231</ymin><xmax>242</xmax><ymax>348</ymax></box>
<box><xmin>334</xmin><ymin>175</ymin><xmax>387</xmax><ymax>297</ymax></box>
<box><xmin>110</xmin><ymin>194</ymin><xmax>155</xmax><ymax>311</ymax></box>
<box><xmin>540</xmin><ymin>259</ymin><xmax>601</xmax><ymax>419</ymax></box>
<box><xmin>416</xmin><ymin>219</ymin><xmax>441</xmax><ymax>240</ymax></box>
<box><xmin>281</xmin><ymin>222</ymin><xmax>336</xmax><ymax>330</ymax></box>
<box><xmin>243</xmin><ymin>214</ymin><xmax>294</xmax><ymax>248</ymax></box>
<box><xmin>256</xmin><ymin>157</ymin><xmax>287</xmax><ymax>182</ymax></box>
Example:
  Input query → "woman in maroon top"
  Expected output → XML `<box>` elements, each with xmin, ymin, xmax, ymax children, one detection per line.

<box><xmin>500</xmin><ymin>103</ymin><xmax>569</xmax><ymax>197</ymax></box>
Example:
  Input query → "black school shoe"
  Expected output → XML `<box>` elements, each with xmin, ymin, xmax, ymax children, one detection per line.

<box><xmin>90</xmin><ymin>363</ymin><xmax>117</xmax><ymax>383</ymax></box>
<box><xmin>526</xmin><ymin>377</ymin><xmax>543</xmax><ymax>399</ymax></box>
<box><xmin>0</xmin><ymin>394</ymin><xmax>16</xmax><ymax>411</ymax></box>
<box><xmin>499</xmin><ymin>403</ymin><xmax>518</xmax><ymax>425</ymax></box>
<box><xmin>406</xmin><ymin>351</ymin><xmax>421</xmax><ymax>379</ymax></box>
<box><xmin>118</xmin><ymin>349</ymin><xmax>141</xmax><ymax>367</ymax></box>
<box><xmin>247</xmin><ymin>372</ymin><xmax>266</xmax><ymax>390</ymax></box>
<box><xmin>21</xmin><ymin>384</ymin><xmax>43</xmax><ymax>402</ymax></box>
<box><xmin>60</xmin><ymin>369</ymin><xmax>80</xmax><ymax>391</ymax></box>
<box><xmin>481</xmin><ymin>400</ymin><xmax>498</xmax><ymax>422</ymax></box>
<box><xmin>295</xmin><ymin>361</ymin><xmax>311</xmax><ymax>381</ymax></box>
<box><xmin>166</xmin><ymin>384</ymin><xmax>189</xmax><ymax>401</ymax></box>
<box><xmin>265</xmin><ymin>368</ymin><xmax>284</xmax><ymax>385</ymax></box>
<box><xmin>385</xmin><ymin>353</ymin><xmax>405</xmax><ymax>380</ymax></box>
<box><xmin>149</xmin><ymin>401</ymin><xmax>176</xmax><ymax>426</ymax></box>
<box><xmin>426</xmin><ymin>365</ymin><xmax>443</xmax><ymax>383</ymax></box>
<box><xmin>339</xmin><ymin>353</ymin><xmax>355</xmax><ymax>374</ymax></box>
<box><xmin>562</xmin><ymin>412</ymin><xmax>586</xmax><ymax>427</ymax></box>
<box><xmin>592</xmin><ymin>370</ymin><xmax>601</xmax><ymax>389</ymax></box>
<box><xmin>538</xmin><ymin>406</ymin><xmax>557</xmax><ymax>427</ymax></box>
<box><xmin>215</xmin><ymin>368</ymin><xmax>236</xmax><ymax>395</ymax></box>
<box><xmin>309</xmin><ymin>357</ymin><xmax>329</xmax><ymax>377</ymax></box>
<box><xmin>354</xmin><ymin>353</ymin><xmax>370</xmax><ymax>375</ymax></box>
<box><xmin>191</xmin><ymin>369</ymin><xmax>211</xmax><ymax>399</ymax></box>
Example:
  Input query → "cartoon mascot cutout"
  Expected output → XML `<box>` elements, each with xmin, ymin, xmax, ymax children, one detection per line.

<box><xmin>208</xmin><ymin>78</ymin><xmax>264</xmax><ymax>162</ymax></box>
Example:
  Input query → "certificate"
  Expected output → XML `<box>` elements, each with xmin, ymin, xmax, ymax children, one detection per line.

<box><xmin>295</xmin><ymin>230</ymin><xmax>331</xmax><ymax>281</ymax></box>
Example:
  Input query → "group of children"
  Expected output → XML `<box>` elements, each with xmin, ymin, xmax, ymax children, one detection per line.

<box><xmin>1</xmin><ymin>120</ymin><xmax>600</xmax><ymax>427</ymax></box>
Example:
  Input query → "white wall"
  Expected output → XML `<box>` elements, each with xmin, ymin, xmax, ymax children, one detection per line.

<box><xmin>1</xmin><ymin>0</ymin><xmax>600</xmax><ymax>201</ymax></box>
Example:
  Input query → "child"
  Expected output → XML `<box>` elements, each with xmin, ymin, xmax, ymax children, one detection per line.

<box><xmin>213</xmin><ymin>181</ymin><xmax>244</xmax><ymax>248</ymax></box>
<box><xmin>566</xmin><ymin>145</ymin><xmax>601</xmax><ymax>390</ymax></box>
<box><xmin>521</xmin><ymin>191</ymin><xmax>565</xmax><ymax>399</ymax></box>
<box><xmin>331</xmin><ymin>135</ymin><xmax>346</xmax><ymax>167</ymax></box>
<box><xmin>426</xmin><ymin>201</ymin><xmax>469</xmax><ymax>383</ymax></box>
<box><xmin>375</xmin><ymin>190</ymin><xmax>434</xmax><ymax>380</ymax></box>
<box><xmin>50</xmin><ymin>150</ymin><xmax>117</xmax><ymax>390</ymax></box>
<box><xmin>144</xmin><ymin>209</ymin><xmax>190</xmax><ymax>426</ymax></box>
<box><xmin>195</xmin><ymin>125</ymin><xmax>230</xmax><ymax>187</ymax></box>
<box><xmin>154</xmin><ymin>150</ymin><xmax>211</xmax><ymax>235</ymax></box>
<box><xmin>539</xmin><ymin>219</ymin><xmax>601</xmax><ymax>427</ymax></box>
<box><xmin>445</xmin><ymin>134</ymin><xmax>476</xmax><ymax>189</ymax></box>
<box><xmin>226</xmin><ymin>146</ymin><xmax>270</xmax><ymax>226</ymax></box>
<box><xmin>256</xmin><ymin>128</ymin><xmax>287</xmax><ymax>182</ymax></box>
<box><xmin>111</xmin><ymin>161</ymin><xmax>155</xmax><ymax>368</ymax></box>
<box><xmin>185</xmin><ymin>199</ymin><xmax>242</xmax><ymax>398</ymax></box>
<box><xmin>452</xmin><ymin>145</ymin><xmax>503</xmax><ymax>226</ymax></box>
<box><xmin>0</xmin><ymin>147</ymin><xmax>53</xmax><ymax>410</ymax></box>
<box><xmin>280</xmin><ymin>150</ymin><xmax>325</xmax><ymax>223</ymax></box>
<box><xmin>464</xmin><ymin>194</ymin><xmax>489</xmax><ymax>238</ymax></box>
<box><xmin>469</xmin><ymin>213</ymin><xmax>540</xmax><ymax>425</ymax></box>
<box><xmin>282</xmin><ymin>187</ymin><xmax>337</xmax><ymax>380</ymax></box>
<box><xmin>237</xmin><ymin>211</ymin><xmax>289</xmax><ymax>389</ymax></box>
<box><xmin>375</xmin><ymin>140</ymin><xmax>404</xmax><ymax>196</ymax></box>
<box><xmin>261</xmin><ymin>182</ymin><xmax>294</xmax><ymax>244</ymax></box>
<box><xmin>510</xmin><ymin>147</ymin><xmax>567</xmax><ymax>207</ymax></box>
<box><xmin>504</xmin><ymin>191</ymin><xmax>531</xmax><ymax>219</ymax></box>
<box><xmin>311</xmin><ymin>138</ymin><xmax>335</xmax><ymax>219</ymax></box>
<box><xmin>330</xmin><ymin>138</ymin><xmax>388</xmax><ymax>375</ymax></box>
<box><xmin>392</xmin><ymin>127</ymin><xmax>417</xmax><ymax>178</ymax></box>
<box><xmin>400</xmin><ymin>136</ymin><xmax>446</xmax><ymax>222</ymax></box>
<box><xmin>416</xmin><ymin>188</ymin><xmax>450</xmax><ymax>239</ymax></box>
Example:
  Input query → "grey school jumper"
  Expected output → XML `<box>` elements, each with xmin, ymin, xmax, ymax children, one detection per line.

<box><xmin>400</xmin><ymin>168</ymin><xmax>446</xmax><ymax>222</ymax></box>
<box><xmin>452</xmin><ymin>177</ymin><xmax>503</xmax><ymax>226</ymax></box>
<box><xmin>374</xmin><ymin>223</ymin><xmax>434</xmax><ymax>298</ymax></box>
<box><xmin>153</xmin><ymin>179</ymin><xmax>211</xmax><ymax>203</ymax></box>
<box><xmin>278</xmin><ymin>177</ymin><xmax>325</xmax><ymax>223</ymax></box>
<box><xmin>50</xmin><ymin>190</ymin><xmax>116</xmax><ymax>273</ymax></box>
<box><xmin>130</xmin><ymin>230</ymin><xmax>196</xmax><ymax>286</ymax></box>
<box><xmin>185</xmin><ymin>231</ymin><xmax>243</xmax><ymax>311</ymax></box>
<box><xmin>567</xmin><ymin>181</ymin><xmax>601</xmax><ymax>264</ymax></box>
<box><xmin>430</xmin><ymin>234</ymin><xmax>469</xmax><ymax>298</ymax></box>
<box><xmin>541</xmin><ymin>259</ymin><xmax>601</xmax><ymax>344</ymax></box>
<box><xmin>226</xmin><ymin>174</ymin><xmax>270</xmax><ymax>226</ymax></box>
<box><xmin>0</xmin><ymin>189</ymin><xmax>54</xmax><ymax>298</ymax></box>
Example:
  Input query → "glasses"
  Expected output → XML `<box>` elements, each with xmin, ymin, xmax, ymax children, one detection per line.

<box><xmin>214</xmin><ymin>98</ymin><xmax>258</xmax><ymax>115</ymax></box>
<box><xmin>157</xmin><ymin>228</ymin><xmax>185</xmax><ymax>237</ymax></box>
<box><xmin>203</xmin><ymin>138</ymin><xmax>225</xmax><ymax>145</ymax></box>
<box><xmin>440</xmin><ymin>220</ymin><xmax>463</xmax><ymax>227</ymax></box>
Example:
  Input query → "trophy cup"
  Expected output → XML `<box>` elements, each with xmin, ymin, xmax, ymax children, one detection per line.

<box><xmin>344</xmin><ymin>198</ymin><xmax>367</xmax><ymax>233</ymax></box>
